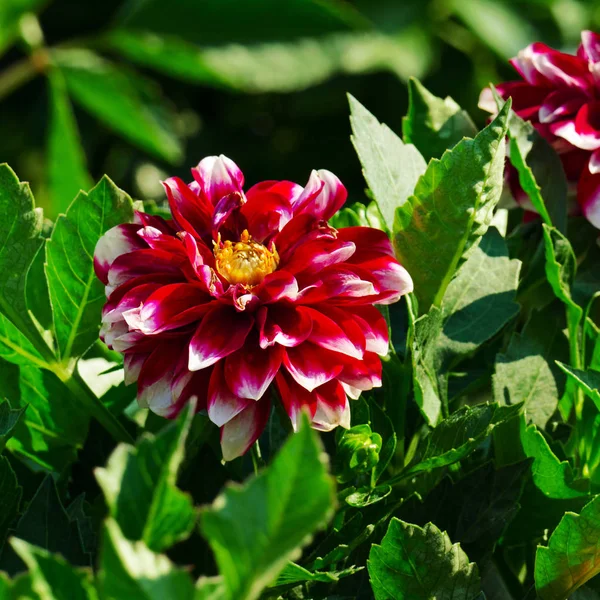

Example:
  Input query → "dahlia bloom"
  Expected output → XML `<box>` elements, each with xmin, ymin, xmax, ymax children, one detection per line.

<box><xmin>479</xmin><ymin>31</ymin><xmax>600</xmax><ymax>227</ymax></box>
<box><xmin>94</xmin><ymin>156</ymin><xmax>413</xmax><ymax>459</ymax></box>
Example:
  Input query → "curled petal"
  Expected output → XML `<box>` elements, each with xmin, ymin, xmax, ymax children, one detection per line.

<box><xmin>275</xmin><ymin>214</ymin><xmax>336</xmax><ymax>260</ymax></box>
<box><xmin>94</xmin><ymin>224</ymin><xmax>147</xmax><ymax>284</ymax></box>
<box><xmin>349</xmin><ymin>306</ymin><xmax>389</xmax><ymax>356</ymax></box>
<box><xmin>212</xmin><ymin>192</ymin><xmax>247</xmax><ymax>238</ymax></box>
<box><xmin>188</xmin><ymin>305</ymin><xmax>254</xmax><ymax>370</ymax></box>
<box><xmin>293</xmin><ymin>169</ymin><xmax>347</xmax><ymax>221</ymax></box>
<box><xmin>162</xmin><ymin>176</ymin><xmax>213</xmax><ymax>237</ymax></box>
<box><xmin>192</xmin><ymin>155</ymin><xmax>244</xmax><ymax>206</ymax></box>
<box><xmin>345</xmin><ymin>257</ymin><xmax>413</xmax><ymax>304</ymax></box>
<box><xmin>296</xmin><ymin>268</ymin><xmax>378</xmax><ymax>305</ymax></box>
<box><xmin>551</xmin><ymin>102</ymin><xmax>600</xmax><ymax>151</ymax></box>
<box><xmin>579</xmin><ymin>30</ymin><xmax>600</xmax><ymax>64</ymax></box>
<box><xmin>241</xmin><ymin>191</ymin><xmax>293</xmax><ymax>242</ymax></box>
<box><xmin>282</xmin><ymin>238</ymin><xmax>356</xmax><ymax>275</ymax></box>
<box><xmin>123</xmin><ymin>352</ymin><xmax>148</xmax><ymax>385</ymax></box>
<box><xmin>257</xmin><ymin>305</ymin><xmax>312</xmax><ymax>348</ymax></box>
<box><xmin>208</xmin><ymin>362</ymin><xmax>251</xmax><ymax>427</ymax></box>
<box><xmin>166</xmin><ymin>366</ymin><xmax>211</xmax><ymax>419</ymax></box>
<box><xmin>283</xmin><ymin>343</ymin><xmax>343</xmax><ymax>392</ymax></box>
<box><xmin>539</xmin><ymin>89</ymin><xmax>588</xmax><ymax>123</ymax></box>
<box><xmin>275</xmin><ymin>370</ymin><xmax>317</xmax><ymax>431</ymax></box>
<box><xmin>246</xmin><ymin>180</ymin><xmax>303</xmax><ymax>206</ymax></box>
<box><xmin>225</xmin><ymin>341</ymin><xmax>283</xmax><ymax>400</ymax></box>
<box><xmin>312</xmin><ymin>380</ymin><xmax>350</xmax><ymax>432</ymax></box>
<box><xmin>220</xmin><ymin>398</ymin><xmax>271</xmax><ymax>461</ymax></box>
<box><xmin>255</xmin><ymin>271</ymin><xmax>299</xmax><ymax>303</ymax></box>
<box><xmin>338</xmin><ymin>352</ymin><xmax>382</xmax><ymax>391</ymax></box>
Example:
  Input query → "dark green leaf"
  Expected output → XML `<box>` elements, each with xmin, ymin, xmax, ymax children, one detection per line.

<box><xmin>54</xmin><ymin>49</ymin><xmax>182</xmax><ymax>164</ymax></box>
<box><xmin>95</xmin><ymin>406</ymin><xmax>195</xmax><ymax>552</ymax></box>
<box><xmin>0</xmin><ymin>456</ymin><xmax>21</xmax><ymax>549</ymax></box>
<box><xmin>45</xmin><ymin>176</ymin><xmax>133</xmax><ymax>362</ymax></box>
<box><xmin>393</xmin><ymin>102</ymin><xmax>509</xmax><ymax>313</ymax></box>
<box><xmin>494</xmin><ymin>307</ymin><xmax>564</xmax><ymax>428</ymax></box>
<box><xmin>199</xmin><ymin>413</ymin><xmax>335</xmax><ymax>600</ymax></box>
<box><xmin>368</xmin><ymin>517</ymin><xmax>481</xmax><ymax>600</ymax></box>
<box><xmin>345</xmin><ymin>484</ymin><xmax>391</xmax><ymax>507</ymax></box>
<box><xmin>349</xmin><ymin>95</ymin><xmax>426</xmax><ymax>232</ymax></box>
<box><xmin>46</xmin><ymin>70</ymin><xmax>92</xmax><ymax>218</ymax></box>
<box><xmin>0</xmin><ymin>164</ymin><xmax>44</xmax><ymax>341</ymax></box>
<box><xmin>403</xmin><ymin>78</ymin><xmax>477</xmax><ymax>161</ymax></box>
<box><xmin>0</xmin><ymin>399</ymin><xmax>26</xmax><ymax>450</ymax></box>
<box><xmin>10</xmin><ymin>539</ymin><xmax>97</xmax><ymax>600</ymax></box>
<box><xmin>272</xmin><ymin>562</ymin><xmax>359</xmax><ymax>586</ymax></box>
<box><xmin>535</xmin><ymin>495</ymin><xmax>600</xmax><ymax>599</ymax></box>
<box><xmin>98</xmin><ymin>519</ymin><xmax>194</xmax><ymax>600</ymax></box>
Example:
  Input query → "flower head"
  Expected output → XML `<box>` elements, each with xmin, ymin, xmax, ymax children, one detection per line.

<box><xmin>479</xmin><ymin>31</ymin><xmax>600</xmax><ymax>227</ymax></box>
<box><xmin>94</xmin><ymin>155</ymin><xmax>413</xmax><ymax>459</ymax></box>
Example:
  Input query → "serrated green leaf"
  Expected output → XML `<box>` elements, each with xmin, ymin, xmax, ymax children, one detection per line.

<box><xmin>535</xmin><ymin>495</ymin><xmax>600</xmax><ymax>599</ymax></box>
<box><xmin>521</xmin><ymin>421</ymin><xmax>588</xmax><ymax>499</ymax></box>
<box><xmin>557</xmin><ymin>363</ymin><xmax>600</xmax><ymax>412</ymax></box>
<box><xmin>98</xmin><ymin>519</ymin><xmax>194</xmax><ymax>600</ymax></box>
<box><xmin>368</xmin><ymin>517</ymin><xmax>481</xmax><ymax>600</ymax></box>
<box><xmin>0</xmin><ymin>477</ymin><xmax>88</xmax><ymax>575</ymax></box>
<box><xmin>6</xmin><ymin>364</ymin><xmax>89</xmax><ymax>472</ymax></box>
<box><xmin>494</xmin><ymin>307</ymin><xmax>564</xmax><ymax>428</ymax></box>
<box><xmin>493</xmin><ymin>90</ymin><xmax>567</xmax><ymax>233</ymax></box>
<box><xmin>393</xmin><ymin>102</ymin><xmax>509</xmax><ymax>313</ymax></box>
<box><xmin>53</xmin><ymin>49</ymin><xmax>182</xmax><ymax>164</ymax></box>
<box><xmin>47</xmin><ymin>70</ymin><xmax>93</xmax><ymax>218</ymax></box>
<box><xmin>200</xmin><ymin>413</ymin><xmax>335</xmax><ymax>600</ymax></box>
<box><xmin>349</xmin><ymin>95</ymin><xmax>426</xmax><ymax>232</ymax></box>
<box><xmin>95</xmin><ymin>406</ymin><xmax>196</xmax><ymax>553</ymax></box>
<box><xmin>10</xmin><ymin>539</ymin><xmax>98</xmax><ymax>600</ymax></box>
<box><xmin>0</xmin><ymin>164</ymin><xmax>44</xmax><ymax>341</ymax></box>
<box><xmin>45</xmin><ymin>176</ymin><xmax>133</xmax><ymax>362</ymax></box>
<box><xmin>272</xmin><ymin>562</ymin><xmax>348</xmax><ymax>585</ymax></box>
<box><xmin>0</xmin><ymin>399</ymin><xmax>26</xmax><ymax>450</ymax></box>
<box><xmin>395</xmin><ymin>403</ymin><xmax>521</xmax><ymax>484</ymax></box>
<box><xmin>0</xmin><ymin>456</ymin><xmax>21</xmax><ymax>549</ymax></box>
<box><xmin>402</xmin><ymin>78</ymin><xmax>477</xmax><ymax>161</ymax></box>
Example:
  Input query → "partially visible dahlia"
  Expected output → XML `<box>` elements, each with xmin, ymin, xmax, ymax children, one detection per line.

<box><xmin>479</xmin><ymin>31</ymin><xmax>600</xmax><ymax>227</ymax></box>
<box><xmin>94</xmin><ymin>156</ymin><xmax>413</xmax><ymax>459</ymax></box>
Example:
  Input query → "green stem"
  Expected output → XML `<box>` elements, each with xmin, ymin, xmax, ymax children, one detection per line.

<box><xmin>250</xmin><ymin>441</ymin><xmax>263</xmax><ymax>475</ymax></box>
<box><xmin>0</xmin><ymin>55</ymin><xmax>38</xmax><ymax>102</ymax></box>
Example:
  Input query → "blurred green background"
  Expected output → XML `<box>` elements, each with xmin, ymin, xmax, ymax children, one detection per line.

<box><xmin>1</xmin><ymin>0</ymin><xmax>599</xmax><ymax>218</ymax></box>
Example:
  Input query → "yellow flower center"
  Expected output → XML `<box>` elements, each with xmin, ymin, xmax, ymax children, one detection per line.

<box><xmin>214</xmin><ymin>230</ymin><xmax>279</xmax><ymax>286</ymax></box>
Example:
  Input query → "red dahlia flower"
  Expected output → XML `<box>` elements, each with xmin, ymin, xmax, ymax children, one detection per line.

<box><xmin>479</xmin><ymin>31</ymin><xmax>600</xmax><ymax>227</ymax></box>
<box><xmin>94</xmin><ymin>156</ymin><xmax>413</xmax><ymax>459</ymax></box>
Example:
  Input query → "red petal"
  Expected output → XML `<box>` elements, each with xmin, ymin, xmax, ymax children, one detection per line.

<box><xmin>281</xmin><ymin>238</ymin><xmax>356</xmax><ymax>275</ymax></box>
<box><xmin>275</xmin><ymin>370</ymin><xmax>317</xmax><ymax>431</ymax></box>
<box><xmin>283</xmin><ymin>343</ymin><xmax>343</xmax><ymax>392</ymax></box>
<box><xmin>241</xmin><ymin>191</ymin><xmax>293</xmax><ymax>242</ymax></box>
<box><xmin>338</xmin><ymin>352</ymin><xmax>382</xmax><ymax>391</ymax></box>
<box><xmin>192</xmin><ymin>155</ymin><xmax>244</xmax><ymax>206</ymax></box>
<box><xmin>162</xmin><ymin>176</ymin><xmax>213</xmax><ymax>238</ymax></box>
<box><xmin>94</xmin><ymin>224</ymin><xmax>147</xmax><ymax>284</ymax></box>
<box><xmin>293</xmin><ymin>169</ymin><xmax>347</xmax><ymax>220</ymax></box>
<box><xmin>312</xmin><ymin>380</ymin><xmax>350</xmax><ymax>431</ymax></box>
<box><xmin>207</xmin><ymin>361</ymin><xmax>251</xmax><ymax>426</ymax></box>
<box><xmin>220</xmin><ymin>398</ymin><xmax>271</xmax><ymax>461</ymax></box>
<box><xmin>257</xmin><ymin>305</ymin><xmax>312</xmax><ymax>348</ymax></box>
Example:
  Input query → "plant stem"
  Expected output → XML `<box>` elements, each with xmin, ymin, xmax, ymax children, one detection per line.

<box><xmin>250</xmin><ymin>441</ymin><xmax>263</xmax><ymax>475</ymax></box>
<box><xmin>0</xmin><ymin>56</ymin><xmax>38</xmax><ymax>102</ymax></box>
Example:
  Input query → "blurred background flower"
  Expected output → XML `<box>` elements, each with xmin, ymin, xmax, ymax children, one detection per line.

<box><xmin>1</xmin><ymin>0</ymin><xmax>600</xmax><ymax>219</ymax></box>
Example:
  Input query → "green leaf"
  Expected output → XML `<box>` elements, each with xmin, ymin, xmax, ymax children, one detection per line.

<box><xmin>6</xmin><ymin>364</ymin><xmax>90</xmax><ymax>472</ymax></box>
<box><xmin>535</xmin><ymin>495</ymin><xmax>600</xmax><ymax>599</ymax></box>
<box><xmin>10</xmin><ymin>539</ymin><xmax>97</xmax><ymax>600</ymax></box>
<box><xmin>199</xmin><ymin>413</ymin><xmax>335</xmax><ymax>600</ymax></box>
<box><xmin>95</xmin><ymin>406</ymin><xmax>196</xmax><ymax>552</ymax></box>
<box><xmin>53</xmin><ymin>49</ymin><xmax>182</xmax><ymax>164</ymax></box>
<box><xmin>46</xmin><ymin>70</ymin><xmax>92</xmax><ymax>218</ymax></box>
<box><xmin>345</xmin><ymin>484</ymin><xmax>391</xmax><ymax>507</ymax></box>
<box><xmin>45</xmin><ymin>176</ymin><xmax>134</xmax><ymax>362</ymax></box>
<box><xmin>557</xmin><ymin>363</ymin><xmax>600</xmax><ymax>412</ymax></box>
<box><xmin>115</xmin><ymin>0</ymin><xmax>368</xmax><ymax>46</ymax></box>
<box><xmin>272</xmin><ymin>562</ymin><xmax>359</xmax><ymax>586</ymax></box>
<box><xmin>98</xmin><ymin>519</ymin><xmax>194</xmax><ymax>600</ymax></box>
<box><xmin>493</xmin><ymin>91</ymin><xmax>568</xmax><ymax>233</ymax></box>
<box><xmin>402</xmin><ymin>78</ymin><xmax>477</xmax><ymax>161</ymax></box>
<box><xmin>0</xmin><ymin>313</ymin><xmax>46</xmax><ymax>369</ymax></box>
<box><xmin>0</xmin><ymin>476</ymin><xmax>88</xmax><ymax>574</ymax></box>
<box><xmin>393</xmin><ymin>102</ymin><xmax>509</xmax><ymax>313</ymax></box>
<box><xmin>195</xmin><ymin>577</ymin><xmax>226</xmax><ymax>600</ymax></box>
<box><xmin>0</xmin><ymin>0</ymin><xmax>45</xmax><ymax>57</ymax></box>
<box><xmin>0</xmin><ymin>164</ymin><xmax>44</xmax><ymax>341</ymax></box>
<box><xmin>368</xmin><ymin>517</ymin><xmax>481</xmax><ymax>600</ymax></box>
<box><xmin>392</xmin><ymin>403</ymin><xmax>521</xmax><ymax>483</ymax></box>
<box><xmin>0</xmin><ymin>399</ymin><xmax>26</xmax><ymax>450</ymax></box>
<box><xmin>349</xmin><ymin>95</ymin><xmax>426</xmax><ymax>232</ymax></box>
<box><xmin>494</xmin><ymin>307</ymin><xmax>564</xmax><ymax>428</ymax></box>
<box><xmin>0</xmin><ymin>456</ymin><xmax>21</xmax><ymax>548</ymax></box>
<box><xmin>521</xmin><ymin>421</ymin><xmax>588</xmax><ymax>499</ymax></box>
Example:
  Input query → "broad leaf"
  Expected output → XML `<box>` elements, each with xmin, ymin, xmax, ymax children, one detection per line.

<box><xmin>393</xmin><ymin>102</ymin><xmax>509</xmax><ymax>313</ymax></box>
<box><xmin>0</xmin><ymin>456</ymin><xmax>21</xmax><ymax>548</ymax></box>
<box><xmin>199</xmin><ymin>413</ymin><xmax>335</xmax><ymax>600</ymax></box>
<box><xmin>349</xmin><ymin>95</ymin><xmax>426</xmax><ymax>232</ymax></box>
<box><xmin>0</xmin><ymin>313</ymin><xmax>46</xmax><ymax>369</ymax></box>
<box><xmin>557</xmin><ymin>363</ymin><xmax>600</xmax><ymax>412</ymax></box>
<box><xmin>95</xmin><ymin>406</ymin><xmax>196</xmax><ymax>552</ymax></box>
<box><xmin>47</xmin><ymin>71</ymin><xmax>92</xmax><ymax>217</ymax></box>
<box><xmin>0</xmin><ymin>164</ymin><xmax>44</xmax><ymax>340</ymax></box>
<box><xmin>494</xmin><ymin>307</ymin><xmax>564</xmax><ymax>428</ymax></box>
<box><xmin>6</xmin><ymin>364</ymin><xmax>90</xmax><ymax>472</ymax></box>
<box><xmin>10</xmin><ymin>539</ymin><xmax>97</xmax><ymax>600</ymax></box>
<box><xmin>521</xmin><ymin>421</ymin><xmax>588</xmax><ymax>499</ymax></box>
<box><xmin>368</xmin><ymin>517</ymin><xmax>481</xmax><ymax>600</ymax></box>
<box><xmin>98</xmin><ymin>519</ymin><xmax>194</xmax><ymax>600</ymax></box>
<box><xmin>0</xmin><ymin>399</ymin><xmax>26</xmax><ymax>450</ymax></box>
<box><xmin>0</xmin><ymin>476</ymin><xmax>88</xmax><ymax>575</ymax></box>
<box><xmin>54</xmin><ymin>49</ymin><xmax>182</xmax><ymax>164</ymax></box>
<box><xmin>391</xmin><ymin>403</ymin><xmax>521</xmax><ymax>484</ymax></box>
<box><xmin>45</xmin><ymin>176</ymin><xmax>134</xmax><ymax>362</ymax></box>
<box><xmin>535</xmin><ymin>495</ymin><xmax>600</xmax><ymax>599</ymax></box>
<box><xmin>403</xmin><ymin>78</ymin><xmax>477</xmax><ymax>161</ymax></box>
